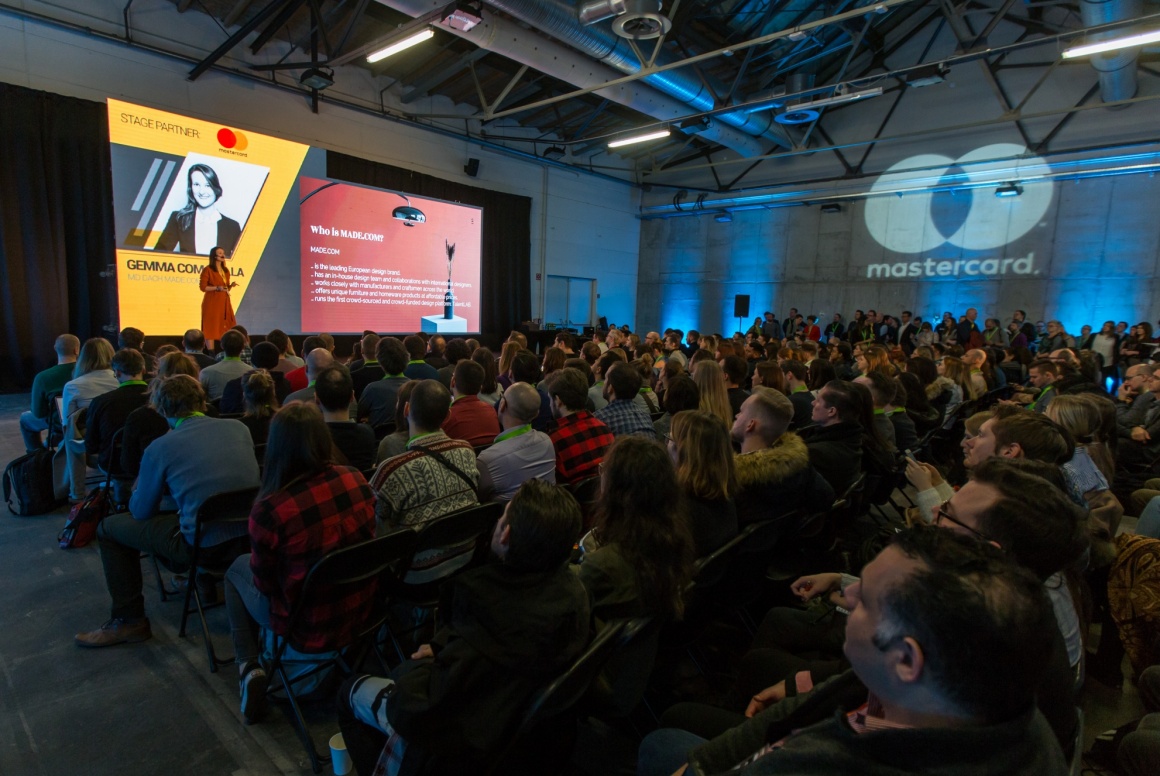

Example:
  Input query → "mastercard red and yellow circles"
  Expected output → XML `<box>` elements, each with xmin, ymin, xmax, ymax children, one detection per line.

<box><xmin>216</xmin><ymin>127</ymin><xmax>249</xmax><ymax>151</ymax></box>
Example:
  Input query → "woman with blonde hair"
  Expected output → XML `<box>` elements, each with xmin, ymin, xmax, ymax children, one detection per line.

<box><xmin>691</xmin><ymin>359</ymin><xmax>734</xmax><ymax>428</ymax></box>
<box><xmin>62</xmin><ymin>338</ymin><xmax>118</xmax><ymax>420</ymax></box>
<box><xmin>667</xmin><ymin>410</ymin><xmax>738</xmax><ymax>557</ymax></box>
<box><xmin>856</xmin><ymin>344</ymin><xmax>894</xmax><ymax>378</ymax></box>
<box><xmin>497</xmin><ymin>341</ymin><xmax>521</xmax><ymax>390</ymax></box>
<box><xmin>1045</xmin><ymin>393</ymin><xmax>1116</xmax><ymax>485</ymax></box>
<box><xmin>941</xmin><ymin>355</ymin><xmax>979</xmax><ymax>401</ymax></box>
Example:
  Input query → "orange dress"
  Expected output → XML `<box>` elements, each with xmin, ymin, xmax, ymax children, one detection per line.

<box><xmin>199</xmin><ymin>265</ymin><xmax>237</xmax><ymax>341</ymax></box>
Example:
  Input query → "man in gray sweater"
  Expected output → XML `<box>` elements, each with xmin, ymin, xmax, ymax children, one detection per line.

<box><xmin>76</xmin><ymin>375</ymin><xmax>259</xmax><ymax>647</ymax></box>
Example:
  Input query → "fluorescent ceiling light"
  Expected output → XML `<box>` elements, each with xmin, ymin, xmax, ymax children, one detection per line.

<box><xmin>608</xmin><ymin>128</ymin><xmax>671</xmax><ymax>148</ymax></box>
<box><xmin>1062</xmin><ymin>28</ymin><xmax>1160</xmax><ymax>59</ymax></box>
<box><xmin>367</xmin><ymin>29</ymin><xmax>435</xmax><ymax>63</ymax></box>
<box><xmin>808</xmin><ymin>86</ymin><xmax>883</xmax><ymax>109</ymax></box>
<box><xmin>994</xmin><ymin>182</ymin><xmax>1023</xmax><ymax>198</ymax></box>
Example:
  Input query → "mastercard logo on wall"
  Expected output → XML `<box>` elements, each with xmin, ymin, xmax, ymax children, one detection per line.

<box><xmin>217</xmin><ymin>128</ymin><xmax>249</xmax><ymax>154</ymax></box>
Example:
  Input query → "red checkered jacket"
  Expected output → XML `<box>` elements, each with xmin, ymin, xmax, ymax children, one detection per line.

<box><xmin>549</xmin><ymin>411</ymin><xmax>614</xmax><ymax>485</ymax></box>
<box><xmin>248</xmin><ymin>464</ymin><xmax>376</xmax><ymax>651</ymax></box>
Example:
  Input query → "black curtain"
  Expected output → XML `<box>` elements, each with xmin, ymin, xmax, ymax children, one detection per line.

<box><xmin>327</xmin><ymin>152</ymin><xmax>531</xmax><ymax>337</ymax></box>
<box><xmin>0</xmin><ymin>83</ymin><xmax>117</xmax><ymax>392</ymax></box>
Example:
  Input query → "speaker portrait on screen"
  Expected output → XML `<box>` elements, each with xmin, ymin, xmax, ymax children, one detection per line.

<box><xmin>149</xmin><ymin>154</ymin><xmax>269</xmax><ymax>257</ymax></box>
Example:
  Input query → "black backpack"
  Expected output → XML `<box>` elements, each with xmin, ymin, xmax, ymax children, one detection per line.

<box><xmin>4</xmin><ymin>448</ymin><xmax>62</xmax><ymax>516</ymax></box>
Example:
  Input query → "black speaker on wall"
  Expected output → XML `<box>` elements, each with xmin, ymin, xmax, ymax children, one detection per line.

<box><xmin>733</xmin><ymin>294</ymin><xmax>750</xmax><ymax>319</ymax></box>
<box><xmin>464</xmin><ymin>158</ymin><xmax>480</xmax><ymax>177</ymax></box>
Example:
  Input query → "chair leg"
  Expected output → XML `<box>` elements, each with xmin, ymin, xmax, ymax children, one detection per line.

<box><xmin>276</xmin><ymin>664</ymin><xmax>329</xmax><ymax>774</ymax></box>
<box><xmin>149</xmin><ymin>556</ymin><xmax>178</xmax><ymax>602</ymax></box>
<box><xmin>190</xmin><ymin>584</ymin><xmax>233</xmax><ymax>673</ymax></box>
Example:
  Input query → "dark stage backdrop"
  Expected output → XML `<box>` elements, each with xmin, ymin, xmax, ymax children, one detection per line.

<box><xmin>0</xmin><ymin>83</ymin><xmax>118</xmax><ymax>392</ymax></box>
<box><xmin>0</xmin><ymin>82</ymin><xmax>531</xmax><ymax>392</ymax></box>
<box><xmin>327</xmin><ymin>152</ymin><xmax>531</xmax><ymax>339</ymax></box>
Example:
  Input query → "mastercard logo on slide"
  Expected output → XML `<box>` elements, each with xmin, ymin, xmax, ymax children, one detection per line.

<box><xmin>217</xmin><ymin>128</ymin><xmax>249</xmax><ymax>151</ymax></box>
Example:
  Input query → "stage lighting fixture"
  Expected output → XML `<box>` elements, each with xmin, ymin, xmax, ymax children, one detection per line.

<box><xmin>904</xmin><ymin>63</ymin><xmax>948</xmax><ymax>88</ymax></box>
<box><xmin>299</xmin><ymin>67</ymin><xmax>334</xmax><ymax>90</ymax></box>
<box><xmin>994</xmin><ymin>182</ymin><xmax>1023</xmax><ymax>198</ymax></box>
<box><xmin>1063</xmin><ymin>28</ymin><xmax>1160</xmax><ymax>59</ymax></box>
<box><xmin>442</xmin><ymin>2</ymin><xmax>483</xmax><ymax>32</ymax></box>
<box><xmin>543</xmin><ymin>145</ymin><xmax>567</xmax><ymax>160</ymax></box>
<box><xmin>608</xmin><ymin>128</ymin><xmax>671</xmax><ymax>148</ymax></box>
<box><xmin>367</xmin><ymin>28</ymin><xmax>435</xmax><ymax>63</ymax></box>
<box><xmin>392</xmin><ymin>204</ymin><xmax>427</xmax><ymax>225</ymax></box>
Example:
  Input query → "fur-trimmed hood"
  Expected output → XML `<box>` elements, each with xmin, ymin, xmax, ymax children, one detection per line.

<box><xmin>735</xmin><ymin>432</ymin><xmax>810</xmax><ymax>487</ymax></box>
<box><xmin>926</xmin><ymin>375</ymin><xmax>954</xmax><ymax>400</ymax></box>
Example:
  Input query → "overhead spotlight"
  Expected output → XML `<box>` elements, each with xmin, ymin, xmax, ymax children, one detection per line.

<box><xmin>393</xmin><ymin>205</ymin><xmax>426</xmax><ymax>225</ymax></box>
<box><xmin>608</xmin><ymin>128</ymin><xmax>671</xmax><ymax>148</ymax></box>
<box><xmin>678</xmin><ymin>116</ymin><xmax>710</xmax><ymax>133</ymax></box>
<box><xmin>442</xmin><ymin>1</ymin><xmax>483</xmax><ymax>32</ymax></box>
<box><xmin>543</xmin><ymin>145</ymin><xmax>567</xmax><ymax>160</ymax></box>
<box><xmin>994</xmin><ymin>182</ymin><xmax>1023</xmax><ymax>198</ymax></box>
<box><xmin>299</xmin><ymin>67</ymin><xmax>334</xmax><ymax>90</ymax></box>
<box><xmin>904</xmin><ymin>63</ymin><xmax>949</xmax><ymax>88</ymax></box>
<box><xmin>714</xmin><ymin>211</ymin><xmax>733</xmax><ymax>223</ymax></box>
<box><xmin>1062</xmin><ymin>28</ymin><xmax>1160</xmax><ymax>59</ymax></box>
<box><xmin>367</xmin><ymin>28</ymin><xmax>435</xmax><ymax>63</ymax></box>
<box><xmin>788</xmin><ymin>30</ymin><xmax>808</xmax><ymax>41</ymax></box>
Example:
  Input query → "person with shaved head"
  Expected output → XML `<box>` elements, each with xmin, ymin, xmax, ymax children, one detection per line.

<box><xmin>476</xmin><ymin>382</ymin><xmax>557</xmax><ymax>501</ymax></box>
<box><xmin>283</xmin><ymin>347</ymin><xmax>335</xmax><ymax>405</ymax></box>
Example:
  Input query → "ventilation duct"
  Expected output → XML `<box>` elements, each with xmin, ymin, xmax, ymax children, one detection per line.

<box><xmin>773</xmin><ymin>73</ymin><xmax>818</xmax><ymax>125</ymax></box>
<box><xmin>611</xmin><ymin>0</ymin><xmax>671</xmax><ymax>40</ymax></box>
<box><xmin>373</xmin><ymin>0</ymin><xmax>770</xmax><ymax>156</ymax></box>
<box><xmin>1079</xmin><ymin>0</ymin><xmax>1142</xmax><ymax>103</ymax></box>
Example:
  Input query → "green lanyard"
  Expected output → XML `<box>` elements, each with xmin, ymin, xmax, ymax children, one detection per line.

<box><xmin>792</xmin><ymin>385</ymin><xmax>808</xmax><ymax>394</ymax></box>
<box><xmin>174</xmin><ymin>412</ymin><xmax>205</xmax><ymax>430</ymax></box>
<box><xmin>121</xmin><ymin>380</ymin><xmax>148</xmax><ymax>387</ymax></box>
<box><xmin>495</xmin><ymin>424</ymin><xmax>532</xmax><ymax>443</ymax></box>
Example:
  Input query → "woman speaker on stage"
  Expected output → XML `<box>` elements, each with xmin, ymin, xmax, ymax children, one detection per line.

<box><xmin>200</xmin><ymin>246</ymin><xmax>237</xmax><ymax>350</ymax></box>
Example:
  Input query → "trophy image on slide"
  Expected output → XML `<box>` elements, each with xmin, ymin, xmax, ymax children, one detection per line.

<box><xmin>422</xmin><ymin>237</ymin><xmax>467</xmax><ymax>333</ymax></box>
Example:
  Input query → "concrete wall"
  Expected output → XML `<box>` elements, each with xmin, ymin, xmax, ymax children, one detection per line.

<box><xmin>638</xmin><ymin>171</ymin><xmax>1160</xmax><ymax>336</ymax></box>
<box><xmin>0</xmin><ymin>4</ymin><xmax>642</xmax><ymax>329</ymax></box>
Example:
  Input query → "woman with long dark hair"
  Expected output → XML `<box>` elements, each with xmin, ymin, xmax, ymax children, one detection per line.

<box><xmin>472</xmin><ymin>347</ymin><xmax>502</xmax><ymax>405</ymax></box>
<box><xmin>579</xmin><ymin>435</ymin><xmax>694</xmax><ymax>715</ymax></box>
<box><xmin>668</xmin><ymin>410</ymin><xmax>738</xmax><ymax>557</ymax></box>
<box><xmin>239</xmin><ymin>370</ymin><xmax>279</xmax><ymax>445</ymax></box>
<box><xmin>223</xmin><ymin>402</ymin><xmax>375</xmax><ymax>724</ymax></box>
<box><xmin>155</xmin><ymin>163</ymin><xmax>242</xmax><ymax>256</ymax></box>
<box><xmin>198</xmin><ymin>246</ymin><xmax>237</xmax><ymax>350</ymax></box>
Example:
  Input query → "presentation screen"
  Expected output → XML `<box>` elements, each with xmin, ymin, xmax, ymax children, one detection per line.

<box><xmin>106</xmin><ymin>99</ymin><xmax>482</xmax><ymax>336</ymax></box>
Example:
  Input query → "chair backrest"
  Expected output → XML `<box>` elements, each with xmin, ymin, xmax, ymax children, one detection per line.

<box><xmin>473</xmin><ymin>444</ymin><xmax>493</xmax><ymax>457</ymax></box>
<box><xmin>284</xmin><ymin>529</ymin><xmax>419</xmax><ymax>650</ymax></box>
<box><xmin>569</xmin><ymin>475</ymin><xmax>602</xmax><ymax>531</ymax></box>
<box><xmin>105</xmin><ymin>427</ymin><xmax>129</xmax><ymax>480</ymax></box>
<box><xmin>410</xmin><ymin>501</ymin><xmax>504</xmax><ymax>559</ymax></box>
<box><xmin>519</xmin><ymin>619</ymin><xmax>629</xmax><ymax>727</ymax></box>
<box><xmin>373</xmin><ymin>422</ymin><xmax>396</xmax><ymax>440</ymax></box>
<box><xmin>689</xmin><ymin>527</ymin><xmax>751</xmax><ymax>591</ymax></box>
<box><xmin>195</xmin><ymin>487</ymin><xmax>260</xmax><ymax>532</ymax></box>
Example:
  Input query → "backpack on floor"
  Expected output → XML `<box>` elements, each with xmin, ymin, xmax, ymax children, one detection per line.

<box><xmin>58</xmin><ymin>487</ymin><xmax>109</xmax><ymax>549</ymax></box>
<box><xmin>4</xmin><ymin>448</ymin><xmax>62</xmax><ymax>516</ymax></box>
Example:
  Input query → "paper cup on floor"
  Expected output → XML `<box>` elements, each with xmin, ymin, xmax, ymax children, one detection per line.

<box><xmin>330</xmin><ymin>733</ymin><xmax>353</xmax><ymax>775</ymax></box>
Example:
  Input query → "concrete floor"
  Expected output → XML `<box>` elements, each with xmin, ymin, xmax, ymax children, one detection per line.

<box><xmin>0</xmin><ymin>392</ymin><xmax>1149</xmax><ymax>775</ymax></box>
<box><xmin>0</xmin><ymin>394</ymin><xmax>334</xmax><ymax>775</ymax></box>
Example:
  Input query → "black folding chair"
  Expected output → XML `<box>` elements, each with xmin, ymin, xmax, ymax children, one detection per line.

<box><xmin>372</xmin><ymin>422</ymin><xmax>396</xmax><ymax>441</ymax></box>
<box><xmin>382</xmin><ymin>502</ymin><xmax>504</xmax><ymax>661</ymax></box>
<box><xmin>267</xmin><ymin>530</ymin><xmax>418</xmax><ymax>774</ymax></box>
<box><xmin>569</xmin><ymin>475</ymin><xmax>602</xmax><ymax>531</ymax></box>
<box><xmin>178</xmin><ymin>487</ymin><xmax>259</xmax><ymax>672</ymax></box>
<box><xmin>485</xmin><ymin>619</ymin><xmax>631</xmax><ymax>775</ymax></box>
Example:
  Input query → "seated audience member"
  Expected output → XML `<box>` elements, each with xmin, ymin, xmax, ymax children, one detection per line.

<box><xmin>1114</xmin><ymin>362</ymin><xmax>1160</xmax><ymax>466</ymax></box>
<box><xmin>639</xmin><ymin>525</ymin><xmax>1070</xmax><ymax>776</ymax></box>
<box><xmin>75</xmin><ymin>375</ymin><xmax>259</xmax><ymax>647</ymax></box>
<box><xmin>183</xmin><ymin>328</ymin><xmax>216</xmax><ymax>371</ymax></box>
<box><xmin>358</xmin><ymin>337</ymin><xmax>411</xmax><ymax>431</ymax></box>
<box><xmin>731</xmin><ymin>389</ymin><xmax>835</xmax><ymax>526</ymax></box>
<box><xmin>223</xmin><ymin>402</ymin><xmax>376</xmax><ymax>723</ymax></box>
<box><xmin>506</xmin><ymin>349</ymin><xmax>556</xmax><ymax>432</ymax></box>
<box><xmin>338</xmin><ymin>480</ymin><xmax>590</xmax><ymax>773</ymax></box>
<box><xmin>477</xmin><ymin>382</ymin><xmax>556</xmax><ymax>501</ymax></box>
<box><xmin>120</xmin><ymin>353</ymin><xmax>201</xmax><ymax>477</ymax></box>
<box><xmin>854</xmin><ymin>371</ymin><xmax>898</xmax><ymax>452</ymax></box>
<box><xmin>887</xmin><ymin>379</ymin><xmax>920</xmax><ymax>452</ymax></box>
<box><xmin>347</xmin><ymin>330</ymin><xmax>375</xmax><ymax>371</ymax></box>
<box><xmin>441</xmin><ymin>359</ymin><xmax>501</xmax><ymax>447</ymax></box>
<box><xmin>238</xmin><ymin>370</ymin><xmax>279</xmax><ymax>446</ymax></box>
<box><xmin>200</xmin><ymin>329</ymin><xmax>254</xmax><ymax>402</ymax></box>
<box><xmin>263</xmin><ymin>328</ymin><xmax>300</xmax><ymax>373</ymax></box>
<box><xmin>630</xmin><ymin>358</ymin><xmax>661</xmax><ymax>414</ymax></box>
<box><xmin>497</xmin><ymin>341</ymin><xmax>521</xmax><ymax>391</ymax></box>
<box><xmin>283</xmin><ymin>347</ymin><xmax>335</xmax><ymax>405</ymax></box>
<box><xmin>375</xmin><ymin>380</ymin><xmax>417</xmax><ymax>464</ymax></box>
<box><xmin>595</xmin><ymin>362</ymin><xmax>658</xmax><ymax>439</ymax></box>
<box><xmin>315</xmin><ymin>366</ymin><xmax>376</xmax><ymax>471</ymax></box>
<box><xmin>781</xmin><ymin>360</ymin><xmax>814</xmax><ymax>429</ymax></box>
<box><xmin>61</xmin><ymin>337</ymin><xmax>119</xmax><ymax>421</ymax></box>
<box><xmin>284</xmin><ymin>335</ymin><xmax>326</xmax><ymax>391</ymax></box>
<box><xmin>20</xmin><ymin>333</ymin><xmax>79</xmax><ymax>452</ymax></box>
<box><xmin>589</xmin><ymin>350</ymin><xmax>622</xmax><ymax>412</ymax></box>
<box><xmin>1024</xmin><ymin>358</ymin><xmax>1062</xmax><ymax>412</ymax></box>
<box><xmin>750</xmin><ymin>360</ymin><xmax>786</xmax><ymax>395</ymax></box>
<box><xmin>117</xmin><ymin>326</ymin><xmax>146</xmax><ymax>356</ymax></box>
<box><xmin>668</xmin><ymin>410</ymin><xmax>739</xmax><ymax>557</ymax></box>
<box><xmin>369</xmin><ymin>380</ymin><xmax>479</xmax><ymax>582</ymax></box>
<box><xmin>543</xmin><ymin>367</ymin><xmax>615</xmax><ymax>485</ymax></box>
<box><xmin>220</xmin><ymin>341</ymin><xmax>290</xmax><ymax>414</ymax></box>
<box><xmin>403</xmin><ymin>335</ymin><xmax>439</xmax><ymax>380</ymax></box>
<box><xmin>898</xmin><ymin>371</ymin><xmax>940</xmax><ymax>437</ymax></box>
<box><xmin>692</xmin><ymin>359</ymin><xmax>734</xmax><ymax>429</ymax></box>
<box><xmin>436</xmin><ymin>337</ymin><xmax>471</xmax><ymax>389</ymax></box>
<box><xmin>83</xmin><ymin>348</ymin><xmax>150</xmax><ymax>503</ymax></box>
<box><xmin>721</xmin><ymin>355</ymin><xmax>750</xmax><ymax>418</ymax></box>
<box><xmin>580</xmin><ymin>436</ymin><xmax>694</xmax><ymax>716</ymax></box>
<box><xmin>350</xmin><ymin>333</ymin><xmax>384</xmax><ymax>399</ymax></box>
<box><xmin>424</xmin><ymin>334</ymin><xmax>449</xmax><ymax>370</ymax></box>
<box><xmin>472</xmin><ymin>346</ymin><xmax>503</xmax><ymax>405</ymax></box>
<box><xmin>654</xmin><ymin>374</ymin><xmax>700</xmax><ymax>439</ymax></box>
<box><xmin>803</xmin><ymin>380</ymin><xmax>865</xmax><ymax>494</ymax></box>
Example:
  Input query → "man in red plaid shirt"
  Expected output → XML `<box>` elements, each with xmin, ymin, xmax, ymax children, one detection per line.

<box><xmin>543</xmin><ymin>367</ymin><xmax>614</xmax><ymax>484</ymax></box>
